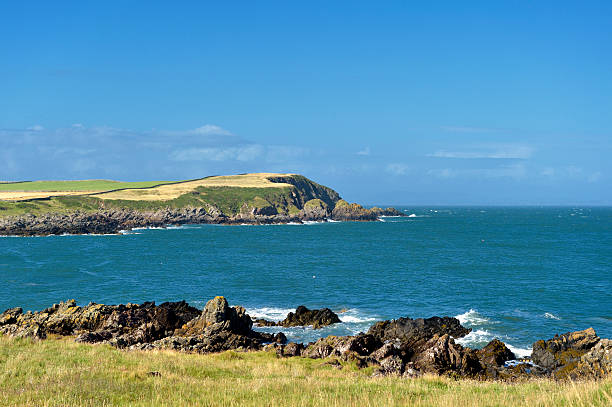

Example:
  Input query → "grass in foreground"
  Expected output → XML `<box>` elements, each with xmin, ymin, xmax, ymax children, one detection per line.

<box><xmin>0</xmin><ymin>336</ymin><xmax>610</xmax><ymax>407</ymax></box>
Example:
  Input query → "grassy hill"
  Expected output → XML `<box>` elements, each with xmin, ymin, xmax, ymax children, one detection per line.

<box><xmin>0</xmin><ymin>336</ymin><xmax>609</xmax><ymax>407</ymax></box>
<box><xmin>0</xmin><ymin>173</ymin><xmax>340</xmax><ymax>218</ymax></box>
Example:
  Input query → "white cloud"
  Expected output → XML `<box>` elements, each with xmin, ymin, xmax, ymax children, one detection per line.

<box><xmin>429</xmin><ymin>145</ymin><xmax>534</xmax><ymax>159</ymax></box>
<box><xmin>357</xmin><ymin>147</ymin><xmax>371</xmax><ymax>156</ymax></box>
<box><xmin>385</xmin><ymin>163</ymin><xmax>409</xmax><ymax>175</ymax></box>
<box><xmin>27</xmin><ymin>125</ymin><xmax>44</xmax><ymax>131</ymax></box>
<box><xmin>427</xmin><ymin>168</ymin><xmax>456</xmax><ymax>178</ymax></box>
<box><xmin>189</xmin><ymin>124</ymin><xmax>233</xmax><ymax>136</ymax></box>
<box><xmin>170</xmin><ymin>145</ymin><xmax>264</xmax><ymax>162</ymax></box>
<box><xmin>427</xmin><ymin>163</ymin><xmax>527</xmax><ymax>179</ymax></box>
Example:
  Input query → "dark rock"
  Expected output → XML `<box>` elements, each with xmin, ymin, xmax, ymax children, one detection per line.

<box><xmin>252</xmin><ymin>318</ymin><xmax>277</xmax><ymax>327</ymax></box>
<box><xmin>477</xmin><ymin>339</ymin><xmax>515</xmax><ymax>367</ymax></box>
<box><xmin>279</xmin><ymin>306</ymin><xmax>341</xmax><ymax>329</ymax></box>
<box><xmin>283</xmin><ymin>342</ymin><xmax>304</xmax><ymax>357</ymax></box>
<box><xmin>369</xmin><ymin>207</ymin><xmax>406</xmax><ymax>217</ymax></box>
<box><xmin>75</xmin><ymin>330</ymin><xmax>113</xmax><ymax>343</ymax></box>
<box><xmin>0</xmin><ymin>307</ymin><xmax>22</xmax><ymax>325</ymax></box>
<box><xmin>302</xmin><ymin>334</ymin><xmax>377</xmax><ymax>359</ymax></box>
<box><xmin>274</xmin><ymin>332</ymin><xmax>287</xmax><ymax>344</ymax></box>
<box><xmin>331</xmin><ymin>200</ymin><xmax>378</xmax><ymax>222</ymax></box>
<box><xmin>571</xmin><ymin>338</ymin><xmax>612</xmax><ymax>379</ymax></box>
<box><xmin>412</xmin><ymin>334</ymin><xmax>482</xmax><ymax>377</ymax></box>
<box><xmin>368</xmin><ymin>316</ymin><xmax>470</xmax><ymax>359</ymax></box>
<box><xmin>532</xmin><ymin>328</ymin><xmax>600</xmax><ymax>371</ymax></box>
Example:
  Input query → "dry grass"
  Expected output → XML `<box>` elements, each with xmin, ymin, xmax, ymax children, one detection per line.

<box><xmin>95</xmin><ymin>173</ymin><xmax>295</xmax><ymax>201</ymax></box>
<box><xmin>0</xmin><ymin>336</ymin><xmax>610</xmax><ymax>407</ymax></box>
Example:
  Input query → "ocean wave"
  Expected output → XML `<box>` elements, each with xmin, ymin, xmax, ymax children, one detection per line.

<box><xmin>338</xmin><ymin>308</ymin><xmax>378</xmax><ymax>324</ymax></box>
<box><xmin>248</xmin><ymin>307</ymin><xmax>381</xmax><ymax>343</ymax></box>
<box><xmin>456</xmin><ymin>329</ymin><xmax>494</xmax><ymax>346</ymax></box>
<box><xmin>408</xmin><ymin>214</ymin><xmax>417</xmax><ymax>218</ymax></box>
<box><xmin>455</xmin><ymin>309</ymin><xmax>490</xmax><ymax>326</ymax></box>
<box><xmin>302</xmin><ymin>220</ymin><xmax>325</xmax><ymax>225</ymax></box>
<box><xmin>456</xmin><ymin>329</ymin><xmax>532</xmax><ymax>357</ymax></box>
<box><xmin>544</xmin><ymin>312</ymin><xmax>561</xmax><ymax>320</ymax></box>
<box><xmin>506</xmin><ymin>344</ymin><xmax>532</xmax><ymax>359</ymax></box>
<box><xmin>246</xmin><ymin>307</ymin><xmax>293</xmax><ymax>321</ymax></box>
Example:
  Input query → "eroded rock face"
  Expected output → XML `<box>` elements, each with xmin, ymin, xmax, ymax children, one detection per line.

<box><xmin>477</xmin><ymin>339</ymin><xmax>516</xmax><ymax>367</ymax></box>
<box><xmin>331</xmin><ymin>201</ymin><xmax>378</xmax><ymax>221</ymax></box>
<box><xmin>532</xmin><ymin>328</ymin><xmax>600</xmax><ymax>371</ymax></box>
<box><xmin>0</xmin><ymin>297</ymin><xmax>276</xmax><ymax>354</ymax></box>
<box><xmin>411</xmin><ymin>334</ymin><xmax>482</xmax><ymax>377</ymax></box>
<box><xmin>368</xmin><ymin>316</ymin><xmax>471</xmax><ymax>358</ymax></box>
<box><xmin>531</xmin><ymin>328</ymin><xmax>604</xmax><ymax>379</ymax></box>
<box><xmin>280</xmin><ymin>306</ymin><xmax>341</xmax><ymax>329</ymax></box>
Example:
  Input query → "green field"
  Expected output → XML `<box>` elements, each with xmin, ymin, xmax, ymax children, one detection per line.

<box><xmin>0</xmin><ymin>180</ymin><xmax>177</xmax><ymax>192</ymax></box>
<box><xmin>0</xmin><ymin>336</ymin><xmax>609</xmax><ymax>407</ymax></box>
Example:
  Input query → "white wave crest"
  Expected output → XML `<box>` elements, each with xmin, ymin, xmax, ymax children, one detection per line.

<box><xmin>544</xmin><ymin>312</ymin><xmax>561</xmax><ymax>320</ymax></box>
<box><xmin>338</xmin><ymin>309</ymin><xmax>378</xmax><ymax>324</ymax></box>
<box><xmin>408</xmin><ymin>214</ymin><xmax>417</xmax><ymax>217</ymax></box>
<box><xmin>455</xmin><ymin>329</ymin><xmax>494</xmax><ymax>347</ymax></box>
<box><xmin>506</xmin><ymin>344</ymin><xmax>532</xmax><ymax>358</ymax></box>
<box><xmin>455</xmin><ymin>309</ymin><xmax>490</xmax><ymax>326</ymax></box>
<box><xmin>247</xmin><ymin>307</ymin><xmax>293</xmax><ymax>322</ymax></box>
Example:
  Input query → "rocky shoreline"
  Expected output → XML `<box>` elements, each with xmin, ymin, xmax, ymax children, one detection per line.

<box><xmin>0</xmin><ymin>206</ymin><xmax>404</xmax><ymax>237</ymax></box>
<box><xmin>1</xmin><ymin>297</ymin><xmax>610</xmax><ymax>381</ymax></box>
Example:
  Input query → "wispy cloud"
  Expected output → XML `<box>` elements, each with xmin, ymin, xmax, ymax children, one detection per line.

<box><xmin>427</xmin><ymin>163</ymin><xmax>527</xmax><ymax>179</ymax></box>
<box><xmin>385</xmin><ymin>163</ymin><xmax>409</xmax><ymax>176</ymax></box>
<box><xmin>0</xmin><ymin>124</ymin><xmax>313</xmax><ymax>180</ymax></box>
<box><xmin>429</xmin><ymin>145</ymin><xmax>534</xmax><ymax>159</ymax></box>
<box><xmin>170</xmin><ymin>145</ymin><xmax>264</xmax><ymax>162</ymax></box>
<box><xmin>540</xmin><ymin>166</ymin><xmax>603</xmax><ymax>183</ymax></box>
<box><xmin>357</xmin><ymin>147</ymin><xmax>371</xmax><ymax>156</ymax></box>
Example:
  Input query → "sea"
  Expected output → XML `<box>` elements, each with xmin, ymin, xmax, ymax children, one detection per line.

<box><xmin>1</xmin><ymin>207</ymin><xmax>611</xmax><ymax>358</ymax></box>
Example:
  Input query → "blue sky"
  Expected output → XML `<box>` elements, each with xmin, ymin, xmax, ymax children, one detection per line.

<box><xmin>1</xmin><ymin>1</ymin><xmax>610</xmax><ymax>205</ymax></box>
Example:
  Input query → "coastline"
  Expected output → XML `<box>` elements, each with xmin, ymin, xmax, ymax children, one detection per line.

<box><xmin>0</xmin><ymin>206</ymin><xmax>403</xmax><ymax>236</ymax></box>
<box><xmin>2</xmin><ymin>297</ymin><xmax>610</xmax><ymax>382</ymax></box>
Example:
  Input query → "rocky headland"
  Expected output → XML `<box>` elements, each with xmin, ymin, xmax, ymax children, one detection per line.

<box><xmin>0</xmin><ymin>174</ymin><xmax>405</xmax><ymax>236</ymax></box>
<box><xmin>1</xmin><ymin>297</ymin><xmax>610</xmax><ymax>382</ymax></box>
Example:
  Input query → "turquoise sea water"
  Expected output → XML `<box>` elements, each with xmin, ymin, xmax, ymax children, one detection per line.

<box><xmin>1</xmin><ymin>207</ymin><xmax>611</xmax><ymax>356</ymax></box>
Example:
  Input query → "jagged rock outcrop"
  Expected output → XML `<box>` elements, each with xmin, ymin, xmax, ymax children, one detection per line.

<box><xmin>0</xmin><ymin>297</ymin><xmax>282</xmax><ymax>353</ymax></box>
<box><xmin>370</xmin><ymin>207</ymin><xmax>406</xmax><ymax>217</ymax></box>
<box><xmin>331</xmin><ymin>200</ymin><xmax>378</xmax><ymax>221</ymax></box>
<box><xmin>3</xmin><ymin>298</ymin><xmax>609</xmax><ymax>381</ymax></box>
<box><xmin>253</xmin><ymin>306</ymin><xmax>342</xmax><ymax>329</ymax></box>
<box><xmin>477</xmin><ymin>339</ymin><xmax>516</xmax><ymax>368</ymax></box>
<box><xmin>367</xmin><ymin>316</ymin><xmax>471</xmax><ymax>357</ymax></box>
<box><xmin>531</xmin><ymin>327</ymin><xmax>607</xmax><ymax>379</ymax></box>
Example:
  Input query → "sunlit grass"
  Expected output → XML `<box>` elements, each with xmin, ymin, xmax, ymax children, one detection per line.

<box><xmin>0</xmin><ymin>336</ymin><xmax>610</xmax><ymax>406</ymax></box>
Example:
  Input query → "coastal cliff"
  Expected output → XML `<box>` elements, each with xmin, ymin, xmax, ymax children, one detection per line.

<box><xmin>0</xmin><ymin>173</ymin><xmax>403</xmax><ymax>236</ymax></box>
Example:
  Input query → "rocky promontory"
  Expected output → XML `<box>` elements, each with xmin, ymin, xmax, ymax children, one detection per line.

<box><xmin>0</xmin><ymin>174</ymin><xmax>405</xmax><ymax>236</ymax></box>
<box><xmin>1</xmin><ymin>297</ymin><xmax>610</xmax><ymax>382</ymax></box>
